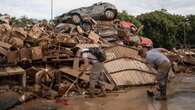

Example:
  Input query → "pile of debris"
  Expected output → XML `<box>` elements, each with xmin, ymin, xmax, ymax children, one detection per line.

<box><xmin>165</xmin><ymin>49</ymin><xmax>195</xmax><ymax>73</ymax></box>
<box><xmin>0</xmin><ymin>2</ymin><xmax>168</xmax><ymax>110</ymax></box>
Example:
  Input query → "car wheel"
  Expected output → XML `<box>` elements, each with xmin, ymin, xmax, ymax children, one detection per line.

<box><xmin>72</xmin><ymin>14</ymin><xmax>81</xmax><ymax>24</ymax></box>
<box><xmin>105</xmin><ymin>10</ymin><xmax>116</xmax><ymax>20</ymax></box>
<box><xmin>81</xmin><ymin>22</ymin><xmax>92</xmax><ymax>32</ymax></box>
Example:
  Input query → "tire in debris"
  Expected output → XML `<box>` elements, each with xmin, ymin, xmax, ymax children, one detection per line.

<box><xmin>104</xmin><ymin>9</ymin><xmax>116</xmax><ymax>20</ymax></box>
<box><xmin>81</xmin><ymin>22</ymin><xmax>92</xmax><ymax>32</ymax></box>
<box><xmin>72</xmin><ymin>14</ymin><xmax>81</xmax><ymax>24</ymax></box>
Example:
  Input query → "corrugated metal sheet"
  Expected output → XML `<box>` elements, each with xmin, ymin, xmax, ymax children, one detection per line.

<box><xmin>105</xmin><ymin>45</ymin><xmax>142</xmax><ymax>61</ymax></box>
<box><xmin>111</xmin><ymin>71</ymin><xmax>154</xmax><ymax>86</ymax></box>
<box><xmin>76</xmin><ymin>44</ymin><xmax>99</xmax><ymax>49</ymax></box>
<box><xmin>104</xmin><ymin>57</ymin><xmax>155</xmax><ymax>86</ymax></box>
<box><xmin>105</xmin><ymin>59</ymin><xmax>151</xmax><ymax>73</ymax></box>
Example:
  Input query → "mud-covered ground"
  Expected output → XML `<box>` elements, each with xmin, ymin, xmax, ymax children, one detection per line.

<box><xmin>10</xmin><ymin>73</ymin><xmax>195</xmax><ymax>110</ymax></box>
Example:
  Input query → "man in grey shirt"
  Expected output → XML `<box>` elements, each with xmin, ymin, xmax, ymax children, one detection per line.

<box><xmin>139</xmin><ymin>48</ymin><xmax>171</xmax><ymax>100</ymax></box>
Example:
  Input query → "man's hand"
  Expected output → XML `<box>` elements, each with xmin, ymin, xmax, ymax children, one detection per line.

<box><xmin>154</xmin><ymin>77</ymin><xmax>159</xmax><ymax>83</ymax></box>
<box><xmin>80</xmin><ymin>65</ymin><xmax>90</xmax><ymax>71</ymax></box>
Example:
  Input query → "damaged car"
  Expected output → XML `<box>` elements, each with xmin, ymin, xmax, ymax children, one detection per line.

<box><xmin>54</xmin><ymin>2</ymin><xmax>118</xmax><ymax>24</ymax></box>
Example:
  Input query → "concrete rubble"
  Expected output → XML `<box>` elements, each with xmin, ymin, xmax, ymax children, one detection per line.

<box><xmin>0</xmin><ymin>2</ymin><xmax>193</xmax><ymax>110</ymax></box>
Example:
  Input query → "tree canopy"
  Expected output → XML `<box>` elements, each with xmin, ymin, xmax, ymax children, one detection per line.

<box><xmin>11</xmin><ymin>16</ymin><xmax>39</xmax><ymax>26</ymax></box>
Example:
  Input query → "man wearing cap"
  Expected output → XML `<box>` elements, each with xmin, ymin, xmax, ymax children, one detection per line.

<box><xmin>139</xmin><ymin>48</ymin><xmax>171</xmax><ymax>100</ymax></box>
<box><xmin>72</xmin><ymin>47</ymin><xmax>106</xmax><ymax>98</ymax></box>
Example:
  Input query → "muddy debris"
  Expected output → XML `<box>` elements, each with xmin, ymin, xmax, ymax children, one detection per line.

<box><xmin>0</xmin><ymin>2</ymin><xmax>193</xmax><ymax>110</ymax></box>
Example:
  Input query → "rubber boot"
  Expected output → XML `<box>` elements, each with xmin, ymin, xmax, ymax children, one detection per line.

<box><xmin>98</xmin><ymin>87</ymin><xmax>106</xmax><ymax>97</ymax></box>
<box><xmin>155</xmin><ymin>86</ymin><xmax>167</xmax><ymax>100</ymax></box>
<box><xmin>86</xmin><ymin>88</ymin><xmax>96</xmax><ymax>98</ymax></box>
<box><xmin>87</xmin><ymin>81</ymin><xmax>96</xmax><ymax>98</ymax></box>
<box><xmin>147</xmin><ymin>89</ymin><xmax>154</xmax><ymax>97</ymax></box>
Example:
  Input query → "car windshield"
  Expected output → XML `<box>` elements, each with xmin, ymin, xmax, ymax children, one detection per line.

<box><xmin>93</xmin><ymin>2</ymin><xmax>103</xmax><ymax>6</ymax></box>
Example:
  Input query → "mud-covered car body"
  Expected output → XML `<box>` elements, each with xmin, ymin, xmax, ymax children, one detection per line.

<box><xmin>55</xmin><ymin>2</ymin><xmax>118</xmax><ymax>24</ymax></box>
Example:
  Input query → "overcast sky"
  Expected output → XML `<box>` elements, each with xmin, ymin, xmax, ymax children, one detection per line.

<box><xmin>0</xmin><ymin>0</ymin><xmax>194</xmax><ymax>19</ymax></box>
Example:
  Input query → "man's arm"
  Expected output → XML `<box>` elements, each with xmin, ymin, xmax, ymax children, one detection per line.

<box><xmin>147</xmin><ymin>63</ymin><xmax>158</xmax><ymax>74</ymax></box>
<box><xmin>81</xmin><ymin>52</ymin><xmax>90</xmax><ymax>71</ymax></box>
<box><xmin>83</xmin><ymin>58</ymin><xmax>90</xmax><ymax>68</ymax></box>
<box><xmin>157</xmin><ymin>48</ymin><xmax>168</xmax><ymax>52</ymax></box>
<box><xmin>146</xmin><ymin>63</ymin><xmax>159</xmax><ymax>83</ymax></box>
<box><xmin>143</xmin><ymin>59</ymin><xmax>158</xmax><ymax>74</ymax></box>
<box><xmin>146</xmin><ymin>63</ymin><xmax>158</xmax><ymax>74</ymax></box>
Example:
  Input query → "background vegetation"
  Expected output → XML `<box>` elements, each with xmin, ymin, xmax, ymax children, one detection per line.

<box><xmin>118</xmin><ymin>9</ymin><xmax>195</xmax><ymax>49</ymax></box>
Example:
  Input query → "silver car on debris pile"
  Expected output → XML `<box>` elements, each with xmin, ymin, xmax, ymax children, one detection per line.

<box><xmin>55</xmin><ymin>2</ymin><xmax>118</xmax><ymax>24</ymax></box>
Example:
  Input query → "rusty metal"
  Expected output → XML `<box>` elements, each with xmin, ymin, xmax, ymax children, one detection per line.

<box><xmin>97</xmin><ymin>29</ymin><xmax>118</xmax><ymax>37</ymax></box>
<box><xmin>0</xmin><ymin>41</ymin><xmax>12</xmax><ymax>49</ymax></box>
<box><xmin>7</xmin><ymin>51</ymin><xmax>19</xmax><ymax>64</ymax></box>
<box><xmin>19</xmin><ymin>48</ymin><xmax>31</xmax><ymax>61</ymax></box>
<box><xmin>31</xmin><ymin>46</ymin><xmax>43</xmax><ymax>60</ymax></box>
<box><xmin>0</xmin><ymin>47</ymin><xmax>8</xmax><ymax>56</ymax></box>
<box><xmin>96</xmin><ymin>20</ymin><xmax>115</xmax><ymax>29</ymax></box>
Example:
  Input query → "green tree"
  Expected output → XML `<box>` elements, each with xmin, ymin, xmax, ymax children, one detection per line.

<box><xmin>137</xmin><ymin>10</ymin><xmax>185</xmax><ymax>49</ymax></box>
<box><xmin>11</xmin><ymin>16</ymin><xmax>37</xmax><ymax>26</ymax></box>
<box><xmin>186</xmin><ymin>15</ymin><xmax>195</xmax><ymax>47</ymax></box>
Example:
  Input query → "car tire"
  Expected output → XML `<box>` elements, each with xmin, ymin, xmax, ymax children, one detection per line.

<box><xmin>72</xmin><ymin>14</ymin><xmax>81</xmax><ymax>24</ymax></box>
<box><xmin>104</xmin><ymin>9</ymin><xmax>116</xmax><ymax>20</ymax></box>
<box><xmin>81</xmin><ymin>22</ymin><xmax>92</xmax><ymax>32</ymax></box>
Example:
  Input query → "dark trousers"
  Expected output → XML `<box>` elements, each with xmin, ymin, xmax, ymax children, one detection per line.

<box><xmin>89</xmin><ymin>62</ymin><xmax>105</xmax><ymax>94</ymax></box>
<box><xmin>157</xmin><ymin>61</ymin><xmax>171</xmax><ymax>96</ymax></box>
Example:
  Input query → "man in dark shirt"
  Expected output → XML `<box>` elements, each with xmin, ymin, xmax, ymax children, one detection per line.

<box><xmin>74</xmin><ymin>47</ymin><xmax>106</xmax><ymax>98</ymax></box>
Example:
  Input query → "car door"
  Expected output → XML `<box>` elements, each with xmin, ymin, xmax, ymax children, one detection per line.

<box><xmin>90</xmin><ymin>3</ymin><xmax>105</xmax><ymax>19</ymax></box>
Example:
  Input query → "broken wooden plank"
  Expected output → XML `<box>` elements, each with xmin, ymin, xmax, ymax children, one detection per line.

<box><xmin>59</xmin><ymin>67</ymin><xmax>89</xmax><ymax>81</ymax></box>
<box><xmin>0</xmin><ymin>66</ymin><xmax>26</xmax><ymax>87</ymax></box>
<box><xmin>0</xmin><ymin>47</ymin><xmax>8</xmax><ymax>56</ymax></box>
<box><xmin>0</xmin><ymin>41</ymin><xmax>12</xmax><ymax>49</ymax></box>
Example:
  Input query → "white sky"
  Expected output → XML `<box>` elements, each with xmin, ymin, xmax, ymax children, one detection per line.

<box><xmin>0</xmin><ymin>0</ymin><xmax>194</xmax><ymax>19</ymax></box>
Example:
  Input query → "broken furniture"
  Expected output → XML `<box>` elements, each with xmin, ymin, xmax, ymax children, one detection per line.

<box><xmin>0</xmin><ymin>66</ymin><xmax>26</xmax><ymax>87</ymax></box>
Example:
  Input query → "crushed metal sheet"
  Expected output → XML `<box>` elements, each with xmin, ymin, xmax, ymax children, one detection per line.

<box><xmin>104</xmin><ymin>58</ymin><xmax>155</xmax><ymax>86</ymax></box>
